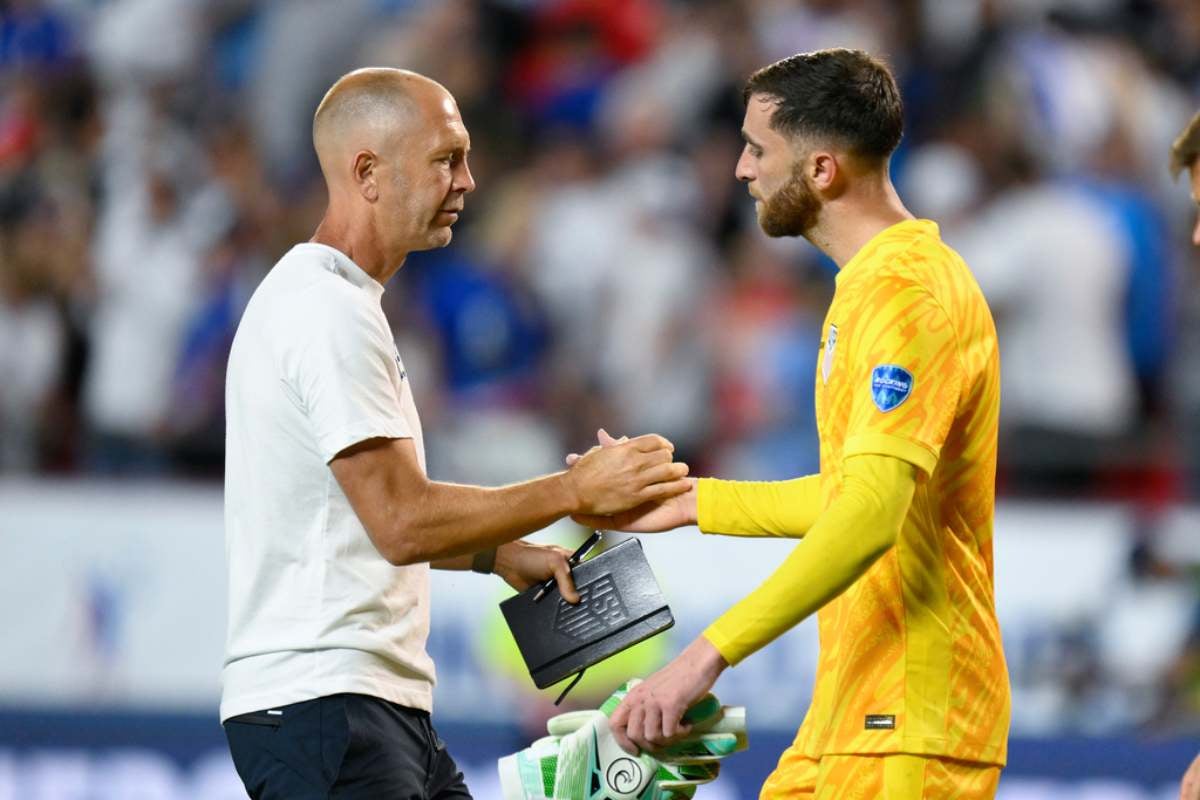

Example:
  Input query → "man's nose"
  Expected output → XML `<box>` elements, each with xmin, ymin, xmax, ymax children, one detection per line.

<box><xmin>734</xmin><ymin>151</ymin><xmax>753</xmax><ymax>183</ymax></box>
<box><xmin>457</xmin><ymin>163</ymin><xmax>476</xmax><ymax>194</ymax></box>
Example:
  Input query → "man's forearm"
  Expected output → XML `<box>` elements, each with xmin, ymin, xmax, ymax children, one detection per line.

<box><xmin>430</xmin><ymin>554</ymin><xmax>475</xmax><ymax>571</ymax></box>
<box><xmin>387</xmin><ymin>473</ymin><xmax>576</xmax><ymax>566</ymax></box>
<box><xmin>702</xmin><ymin>455</ymin><xmax>917</xmax><ymax>665</ymax></box>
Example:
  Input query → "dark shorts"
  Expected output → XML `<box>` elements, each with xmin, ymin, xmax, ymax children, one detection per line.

<box><xmin>224</xmin><ymin>693</ymin><xmax>472</xmax><ymax>799</ymax></box>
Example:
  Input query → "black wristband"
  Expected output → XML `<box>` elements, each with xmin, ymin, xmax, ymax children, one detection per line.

<box><xmin>471</xmin><ymin>548</ymin><xmax>497</xmax><ymax>575</ymax></box>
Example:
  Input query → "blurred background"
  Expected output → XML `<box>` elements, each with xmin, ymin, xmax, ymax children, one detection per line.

<box><xmin>1</xmin><ymin>0</ymin><xmax>1199</xmax><ymax>797</ymax></box>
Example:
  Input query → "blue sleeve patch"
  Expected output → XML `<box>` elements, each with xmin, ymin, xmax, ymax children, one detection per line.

<box><xmin>871</xmin><ymin>365</ymin><xmax>914</xmax><ymax>412</ymax></box>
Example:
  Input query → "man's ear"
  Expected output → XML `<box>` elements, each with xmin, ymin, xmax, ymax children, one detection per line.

<box><xmin>809</xmin><ymin>150</ymin><xmax>840</xmax><ymax>192</ymax></box>
<box><xmin>352</xmin><ymin>150</ymin><xmax>379</xmax><ymax>202</ymax></box>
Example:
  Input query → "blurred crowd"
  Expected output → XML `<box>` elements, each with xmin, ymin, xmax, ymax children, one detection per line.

<box><xmin>1</xmin><ymin>0</ymin><xmax>1200</xmax><ymax>733</ymax></box>
<box><xmin>3</xmin><ymin>0</ymin><xmax>1200</xmax><ymax>495</ymax></box>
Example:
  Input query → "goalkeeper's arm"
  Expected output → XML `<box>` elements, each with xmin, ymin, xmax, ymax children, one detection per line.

<box><xmin>696</xmin><ymin>473</ymin><xmax>823</xmax><ymax>538</ymax></box>
<box><xmin>703</xmin><ymin>453</ymin><xmax>917</xmax><ymax>665</ymax></box>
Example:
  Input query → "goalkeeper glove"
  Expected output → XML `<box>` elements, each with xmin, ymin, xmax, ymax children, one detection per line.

<box><xmin>498</xmin><ymin>680</ymin><xmax>746</xmax><ymax>800</ymax></box>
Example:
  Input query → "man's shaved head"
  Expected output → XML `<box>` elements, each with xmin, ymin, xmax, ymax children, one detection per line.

<box><xmin>308</xmin><ymin>67</ymin><xmax>475</xmax><ymax>274</ymax></box>
<box><xmin>312</xmin><ymin>67</ymin><xmax>450</xmax><ymax>184</ymax></box>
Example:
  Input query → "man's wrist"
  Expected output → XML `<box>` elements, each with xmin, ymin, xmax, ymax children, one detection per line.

<box><xmin>553</xmin><ymin>470</ymin><xmax>583</xmax><ymax>515</ymax></box>
<box><xmin>490</xmin><ymin>541</ymin><xmax>515</xmax><ymax>581</ymax></box>
<box><xmin>690</xmin><ymin>634</ymin><xmax>730</xmax><ymax>681</ymax></box>
<box><xmin>684</xmin><ymin>478</ymin><xmax>700</xmax><ymax>526</ymax></box>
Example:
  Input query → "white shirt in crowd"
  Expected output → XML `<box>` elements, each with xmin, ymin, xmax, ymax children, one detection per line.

<box><xmin>952</xmin><ymin>182</ymin><xmax>1137</xmax><ymax>437</ymax></box>
<box><xmin>221</xmin><ymin>242</ymin><xmax>433</xmax><ymax>721</ymax></box>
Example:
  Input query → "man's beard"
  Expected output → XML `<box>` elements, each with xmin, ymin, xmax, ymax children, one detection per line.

<box><xmin>758</xmin><ymin>164</ymin><xmax>821</xmax><ymax>238</ymax></box>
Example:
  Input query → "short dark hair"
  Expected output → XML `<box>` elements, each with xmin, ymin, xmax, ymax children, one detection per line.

<box><xmin>743</xmin><ymin>48</ymin><xmax>903</xmax><ymax>161</ymax></box>
<box><xmin>1170</xmin><ymin>110</ymin><xmax>1200</xmax><ymax>178</ymax></box>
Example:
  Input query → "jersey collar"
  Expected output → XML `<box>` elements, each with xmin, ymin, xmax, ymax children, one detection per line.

<box><xmin>835</xmin><ymin>219</ymin><xmax>939</xmax><ymax>285</ymax></box>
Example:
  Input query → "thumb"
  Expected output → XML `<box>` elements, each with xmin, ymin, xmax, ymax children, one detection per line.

<box><xmin>554</xmin><ymin>559</ymin><xmax>580</xmax><ymax>604</ymax></box>
<box><xmin>565</xmin><ymin>452</ymin><xmax>581</xmax><ymax>466</ymax></box>
<box><xmin>598</xmin><ymin>428</ymin><xmax>627</xmax><ymax>446</ymax></box>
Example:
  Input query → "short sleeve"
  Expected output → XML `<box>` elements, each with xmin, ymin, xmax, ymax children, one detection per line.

<box><xmin>842</xmin><ymin>281</ymin><xmax>963</xmax><ymax>477</ymax></box>
<box><xmin>289</xmin><ymin>291</ymin><xmax>412</xmax><ymax>463</ymax></box>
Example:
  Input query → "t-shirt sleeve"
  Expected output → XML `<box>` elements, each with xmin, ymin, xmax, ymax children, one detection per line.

<box><xmin>841</xmin><ymin>280</ymin><xmax>964</xmax><ymax>477</ymax></box>
<box><xmin>289</xmin><ymin>291</ymin><xmax>412</xmax><ymax>463</ymax></box>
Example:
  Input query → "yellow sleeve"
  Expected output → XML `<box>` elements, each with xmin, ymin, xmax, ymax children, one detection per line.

<box><xmin>701</xmin><ymin>454</ymin><xmax>916</xmax><ymax>665</ymax></box>
<box><xmin>841</xmin><ymin>281</ymin><xmax>964</xmax><ymax>477</ymax></box>
<box><xmin>695</xmin><ymin>475</ymin><xmax>822</xmax><ymax>538</ymax></box>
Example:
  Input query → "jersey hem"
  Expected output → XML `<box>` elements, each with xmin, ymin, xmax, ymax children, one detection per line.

<box><xmin>798</xmin><ymin>737</ymin><xmax>1007</xmax><ymax>768</ymax></box>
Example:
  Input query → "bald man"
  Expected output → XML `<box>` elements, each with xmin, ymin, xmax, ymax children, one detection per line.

<box><xmin>219</xmin><ymin>68</ymin><xmax>690</xmax><ymax>799</ymax></box>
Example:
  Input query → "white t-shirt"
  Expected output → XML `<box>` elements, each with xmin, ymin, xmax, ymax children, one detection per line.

<box><xmin>220</xmin><ymin>242</ymin><xmax>434</xmax><ymax>722</ymax></box>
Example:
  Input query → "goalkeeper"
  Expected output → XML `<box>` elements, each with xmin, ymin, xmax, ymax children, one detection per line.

<box><xmin>500</xmin><ymin>680</ymin><xmax>746</xmax><ymax>800</ymax></box>
<box><xmin>574</xmin><ymin>49</ymin><xmax>1009</xmax><ymax>800</ymax></box>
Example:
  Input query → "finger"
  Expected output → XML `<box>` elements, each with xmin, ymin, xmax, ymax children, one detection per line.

<box><xmin>612</xmin><ymin>721</ymin><xmax>638</xmax><ymax>756</ymax></box>
<box><xmin>662</xmin><ymin>713</ymin><xmax>691</xmax><ymax>742</ymax></box>
<box><xmin>643</xmin><ymin>703</ymin><xmax>664</xmax><ymax>747</ymax></box>
<box><xmin>554</xmin><ymin>558</ymin><xmax>580</xmax><ymax>604</ymax></box>
<box><xmin>638</xmin><ymin>448</ymin><xmax>673</xmax><ymax>469</ymax></box>
<box><xmin>638</xmin><ymin>478</ymin><xmax>693</xmax><ymax>501</ymax></box>
<box><xmin>565</xmin><ymin>452</ymin><xmax>580</xmax><ymax>466</ymax></box>
<box><xmin>598</xmin><ymin>428</ymin><xmax>625</xmax><ymax>446</ymax></box>
<box><xmin>638</xmin><ymin>462</ymin><xmax>690</xmax><ymax>484</ymax></box>
<box><xmin>611</xmin><ymin>703</ymin><xmax>639</xmax><ymax>756</ymax></box>
<box><xmin>630</xmin><ymin>433</ymin><xmax>674</xmax><ymax>453</ymax></box>
<box><xmin>626</xmin><ymin>704</ymin><xmax>646</xmax><ymax>752</ymax></box>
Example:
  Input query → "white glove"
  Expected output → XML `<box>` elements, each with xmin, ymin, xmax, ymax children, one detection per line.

<box><xmin>498</xmin><ymin>680</ymin><xmax>746</xmax><ymax>800</ymax></box>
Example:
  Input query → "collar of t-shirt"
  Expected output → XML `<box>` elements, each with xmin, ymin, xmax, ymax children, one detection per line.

<box><xmin>296</xmin><ymin>242</ymin><xmax>385</xmax><ymax>301</ymax></box>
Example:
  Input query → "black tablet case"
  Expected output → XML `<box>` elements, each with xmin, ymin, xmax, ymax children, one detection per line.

<box><xmin>500</xmin><ymin>538</ymin><xmax>674</xmax><ymax>689</ymax></box>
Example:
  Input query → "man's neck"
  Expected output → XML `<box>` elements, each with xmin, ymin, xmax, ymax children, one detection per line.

<box><xmin>806</xmin><ymin>178</ymin><xmax>914</xmax><ymax>269</ymax></box>
<box><xmin>310</xmin><ymin>209</ymin><xmax>407</xmax><ymax>285</ymax></box>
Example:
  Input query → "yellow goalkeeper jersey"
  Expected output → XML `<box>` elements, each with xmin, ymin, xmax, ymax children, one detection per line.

<box><xmin>797</xmin><ymin>218</ymin><xmax>1009</xmax><ymax>765</ymax></box>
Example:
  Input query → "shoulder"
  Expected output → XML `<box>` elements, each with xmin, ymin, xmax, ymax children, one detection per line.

<box><xmin>267</xmin><ymin>248</ymin><xmax>372</xmax><ymax>325</ymax></box>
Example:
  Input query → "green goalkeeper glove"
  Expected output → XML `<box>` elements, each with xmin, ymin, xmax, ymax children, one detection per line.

<box><xmin>498</xmin><ymin>680</ymin><xmax>747</xmax><ymax>800</ymax></box>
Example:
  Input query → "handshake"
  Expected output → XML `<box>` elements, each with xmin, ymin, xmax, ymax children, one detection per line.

<box><xmin>563</xmin><ymin>430</ymin><xmax>699</xmax><ymax>535</ymax></box>
<box><xmin>499</xmin><ymin>680</ymin><xmax>747</xmax><ymax>800</ymax></box>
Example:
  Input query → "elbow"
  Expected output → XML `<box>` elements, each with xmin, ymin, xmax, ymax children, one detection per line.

<box><xmin>866</xmin><ymin>498</ymin><xmax>905</xmax><ymax>562</ymax></box>
<box><xmin>382</xmin><ymin>543</ymin><xmax>421</xmax><ymax>567</ymax></box>
<box><xmin>372</xmin><ymin>515</ymin><xmax>427</xmax><ymax>567</ymax></box>
<box><xmin>863</xmin><ymin>527</ymin><xmax>898</xmax><ymax>564</ymax></box>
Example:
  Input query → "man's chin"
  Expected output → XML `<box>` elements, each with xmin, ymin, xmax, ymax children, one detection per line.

<box><xmin>757</xmin><ymin>214</ymin><xmax>796</xmax><ymax>238</ymax></box>
<box><xmin>414</xmin><ymin>227</ymin><xmax>454</xmax><ymax>251</ymax></box>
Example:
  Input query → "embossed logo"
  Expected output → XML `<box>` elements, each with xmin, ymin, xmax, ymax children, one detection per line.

<box><xmin>554</xmin><ymin>574</ymin><xmax>628</xmax><ymax>640</ymax></box>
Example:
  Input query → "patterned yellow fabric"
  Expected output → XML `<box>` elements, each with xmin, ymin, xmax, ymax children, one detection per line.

<box><xmin>700</xmin><ymin>454</ymin><xmax>915</xmax><ymax>665</ymax></box>
<box><xmin>759</xmin><ymin>750</ymin><xmax>1000</xmax><ymax>800</ymax></box>
<box><xmin>803</xmin><ymin>219</ymin><xmax>1008</xmax><ymax>765</ymax></box>
<box><xmin>701</xmin><ymin>218</ymin><xmax>1009</xmax><ymax>770</ymax></box>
